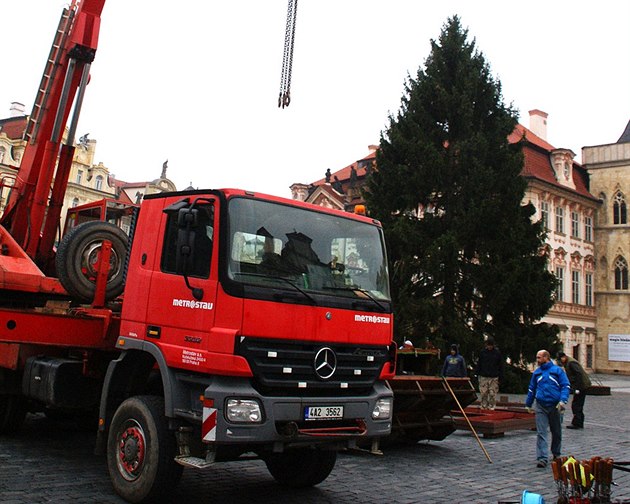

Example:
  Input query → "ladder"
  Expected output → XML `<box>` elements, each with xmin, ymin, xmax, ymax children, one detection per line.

<box><xmin>23</xmin><ymin>7</ymin><xmax>75</xmax><ymax>144</ymax></box>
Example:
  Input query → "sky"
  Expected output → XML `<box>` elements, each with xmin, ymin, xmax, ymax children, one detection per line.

<box><xmin>1</xmin><ymin>1</ymin><xmax>629</xmax><ymax>199</ymax></box>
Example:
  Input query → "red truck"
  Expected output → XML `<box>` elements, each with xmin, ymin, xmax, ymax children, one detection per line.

<box><xmin>0</xmin><ymin>2</ymin><xmax>395</xmax><ymax>502</ymax></box>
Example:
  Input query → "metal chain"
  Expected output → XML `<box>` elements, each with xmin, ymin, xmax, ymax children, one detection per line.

<box><xmin>279</xmin><ymin>0</ymin><xmax>297</xmax><ymax>108</ymax></box>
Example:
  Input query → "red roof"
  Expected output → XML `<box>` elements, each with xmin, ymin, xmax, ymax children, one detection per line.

<box><xmin>312</xmin><ymin>124</ymin><xmax>595</xmax><ymax>201</ymax></box>
<box><xmin>0</xmin><ymin>116</ymin><xmax>28</xmax><ymax>140</ymax></box>
<box><xmin>512</xmin><ymin>124</ymin><xmax>595</xmax><ymax>200</ymax></box>
<box><xmin>312</xmin><ymin>150</ymin><xmax>376</xmax><ymax>186</ymax></box>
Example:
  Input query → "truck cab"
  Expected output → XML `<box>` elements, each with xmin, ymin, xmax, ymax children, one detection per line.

<box><xmin>99</xmin><ymin>188</ymin><xmax>395</xmax><ymax>501</ymax></box>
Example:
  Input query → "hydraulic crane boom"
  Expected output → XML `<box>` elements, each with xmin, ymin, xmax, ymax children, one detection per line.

<box><xmin>1</xmin><ymin>0</ymin><xmax>105</xmax><ymax>272</ymax></box>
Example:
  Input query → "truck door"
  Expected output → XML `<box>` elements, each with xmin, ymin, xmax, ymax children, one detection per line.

<box><xmin>144</xmin><ymin>199</ymin><xmax>218</xmax><ymax>371</ymax></box>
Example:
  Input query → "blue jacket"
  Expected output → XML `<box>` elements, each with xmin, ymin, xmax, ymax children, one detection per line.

<box><xmin>525</xmin><ymin>361</ymin><xmax>570</xmax><ymax>407</ymax></box>
<box><xmin>442</xmin><ymin>353</ymin><xmax>467</xmax><ymax>377</ymax></box>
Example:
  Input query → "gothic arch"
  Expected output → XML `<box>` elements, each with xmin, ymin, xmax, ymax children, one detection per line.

<box><xmin>614</xmin><ymin>256</ymin><xmax>628</xmax><ymax>290</ymax></box>
<box><xmin>613</xmin><ymin>191</ymin><xmax>627</xmax><ymax>225</ymax></box>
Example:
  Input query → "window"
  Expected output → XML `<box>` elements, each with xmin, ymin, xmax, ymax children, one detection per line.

<box><xmin>226</xmin><ymin>197</ymin><xmax>391</xmax><ymax>302</ymax></box>
<box><xmin>72</xmin><ymin>197</ymin><xmax>79</xmax><ymax>208</ymax></box>
<box><xmin>584</xmin><ymin>216</ymin><xmax>593</xmax><ymax>242</ymax></box>
<box><xmin>95</xmin><ymin>175</ymin><xmax>104</xmax><ymax>191</ymax></box>
<box><xmin>572</xmin><ymin>344</ymin><xmax>580</xmax><ymax>360</ymax></box>
<box><xmin>161</xmin><ymin>204</ymin><xmax>214</xmax><ymax>278</ymax></box>
<box><xmin>540</xmin><ymin>201</ymin><xmax>549</xmax><ymax>230</ymax></box>
<box><xmin>555</xmin><ymin>206</ymin><xmax>564</xmax><ymax>234</ymax></box>
<box><xmin>614</xmin><ymin>256</ymin><xmax>629</xmax><ymax>290</ymax></box>
<box><xmin>555</xmin><ymin>267</ymin><xmax>564</xmax><ymax>301</ymax></box>
<box><xmin>76</xmin><ymin>170</ymin><xmax>83</xmax><ymax>184</ymax></box>
<box><xmin>571</xmin><ymin>211</ymin><xmax>580</xmax><ymax>238</ymax></box>
<box><xmin>586</xmin><ymin>345</ymin><xmax>593</xmax><ymax>369</ymax></box>
<box><xmin>571</xmin><ymin>270</ymin><xmax>580</xmax><ymax>304</ymax></box>
<box><xmin>585</xmin><ymin>273</ymin><xmax>593</xmax><ymax>307</ymax></box>
<box><xmin>613</xmin><ymin>192</ymin><xmax>627</xmax><ymax>224</ymax></box>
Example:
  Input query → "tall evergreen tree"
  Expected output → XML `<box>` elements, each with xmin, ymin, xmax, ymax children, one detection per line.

<box><xmin>364</xmin><ymin>16</ymin><xmax>558</xmax><ymax>365</ymax></box>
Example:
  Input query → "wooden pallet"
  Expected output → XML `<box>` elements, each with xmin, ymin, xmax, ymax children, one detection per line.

<box><xmin>453</xmin><ymin>405</ymin><xmax>535</xmax><ymax>438</ymax></box>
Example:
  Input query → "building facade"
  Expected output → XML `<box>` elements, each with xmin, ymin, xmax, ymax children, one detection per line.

<box><xmin>582</xmin><ymin>122</ymin><xmax>630</xmax><ymax>374</ymax></box>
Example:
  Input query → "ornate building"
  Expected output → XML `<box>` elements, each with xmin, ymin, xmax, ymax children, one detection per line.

<box><xmin>0</xmin><ymin>103</ymin><xmax>176</xmax><ymax>235</ymax></box>
<box><xmin>291</xmin><ymin>110</ymin><xmax>600</xmax><ymax>370</ymax></box>
<box><xmin>582</xmin><ymin>121</ymin><xmax>630</xmax><ymax>374</ymax></box>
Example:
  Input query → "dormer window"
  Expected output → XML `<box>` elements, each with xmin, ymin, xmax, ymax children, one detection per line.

<box><xmin>550</xmin><ymin>149</ymin><xmax>576</xmax><ymax>189</ymax></box>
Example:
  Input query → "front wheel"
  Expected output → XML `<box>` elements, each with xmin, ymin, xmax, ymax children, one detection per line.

<box><xmin>106</xmin><ymin>396</ymin><xmax>182</xmax><ymax>503</ymax></box>
<box><xmin>265</xmin><ymin>447</ymin><xmax>337</xmax><ymax>488</ymax></box>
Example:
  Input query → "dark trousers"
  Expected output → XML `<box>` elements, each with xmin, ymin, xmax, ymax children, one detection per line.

<box><xmin>571</xmin><ymin>392</ymin><xmax>586</xmax><ymax>427</ymax></box>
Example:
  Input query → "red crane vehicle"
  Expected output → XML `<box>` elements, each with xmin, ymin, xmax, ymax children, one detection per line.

<box><xmin>0</xmin><ymin>2</ymin><xmax>395</xmax><ymax>502</ymax></box>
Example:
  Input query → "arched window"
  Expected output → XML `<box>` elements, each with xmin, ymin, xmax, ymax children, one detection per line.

<box><xmin>614</xmin><ymin>256</ymin><xmax>629</xmax><ymax>290</ymax></box>
<box><xmin>72</xmin><ymin>197</ymin><xmax>79</xmax><ymax>208</ymax></box>
<box><xmin>613</xmin><ymin>191</ymin><xmax>627</xmax><ymax>225</ymax></box>
<box><xmin>95</xmin><ymin>175</ymin><xmax>104</xmax><ymax>191</ymax></box>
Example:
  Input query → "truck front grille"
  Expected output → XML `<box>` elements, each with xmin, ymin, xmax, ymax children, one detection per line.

<box><xmin>236</xmin><ymin>337</ymin><xmax>388</xmax><ymax>396</ymax></box>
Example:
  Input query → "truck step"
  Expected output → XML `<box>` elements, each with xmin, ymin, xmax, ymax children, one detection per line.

<box><xmin>174</xmin><ymin>456</ymin><xmax>215</xmax><ymax>469</ymax></box>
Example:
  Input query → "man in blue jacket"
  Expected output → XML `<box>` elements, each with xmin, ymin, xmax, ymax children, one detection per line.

<box><xmin>525</xmin><ymin>349</ymin><xmax>570</xmax><ymax>468</ymax></box>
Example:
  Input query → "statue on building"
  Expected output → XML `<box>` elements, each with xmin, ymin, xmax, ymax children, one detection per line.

<box><xmin>332</xmin><ymin>176</ymin><xmax>344</xmax><ymax>194</ymax></box>
<box><xmin>78</xmin><ymin>133</ymin><xmax>90</xmax><ymax>150</ymax></box>
<box><xmin>350</xmin><ymin>165</ymin><xmax>357</xmax><ymax>187</ymax></box>
<box><xmin>161</xmin><ymin>159</ymin><xmax>168</xmax><ymax>179</ymax></box>
<box><xmin>325</xmin><ymin>168</ymin><xmax>331</xmax><ymax>184</ymax></box>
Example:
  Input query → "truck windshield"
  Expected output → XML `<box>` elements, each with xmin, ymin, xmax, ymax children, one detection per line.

<box><xmin>226</xmin><ymin>197</ymin><xmax>390</xmax><ymax>303</ymax></box>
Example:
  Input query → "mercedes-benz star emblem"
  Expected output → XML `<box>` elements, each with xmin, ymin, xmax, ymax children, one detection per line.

<box><xmin>314</xmin><ymin>347</ymin><xmax>337</xmax><ymax>380</ymax></box>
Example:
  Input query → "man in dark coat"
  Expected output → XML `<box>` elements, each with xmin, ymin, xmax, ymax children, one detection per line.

<box><xmin>557</xmin><ymin>352</ymin><xmax>592</xmax><ymax>429</ymax></box>
<box><xmin>475</xmin><ymin>336</ymin><xmax>503</xmax><ymax>410</ymax></box>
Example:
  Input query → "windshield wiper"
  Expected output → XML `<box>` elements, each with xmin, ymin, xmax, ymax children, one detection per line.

<box><xmin>322</xmin><ymin>285</ymin><xmax>389</xmax><ymax>312</ymax></box>
<box><xmin>232</xmin><ymin>272</ymin><xmax>317</xmax><ymax>305</ymax></box>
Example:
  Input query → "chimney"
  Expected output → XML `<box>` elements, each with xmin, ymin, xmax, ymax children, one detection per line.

<box><xmin>9</xmin><ymin>102</ymin><xmax>26</xmax><ymax>117</ymax></box>
<box><xmin>528</xmin><ymin>109</ymin><xmax>548</xmax><ymax>140</ymax></box>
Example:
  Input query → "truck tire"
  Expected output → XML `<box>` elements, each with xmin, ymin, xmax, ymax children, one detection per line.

<box><xmin>265</xmin><ymin>447</ymin><xmax>337</xmax><ymax>488</ymax></box>
<box><xmin>0</xmin><ymin>394</ymin><xmax>26</xmax><ymax>434</ymax></box>
<box><xmin>56</xmin><ymin>221</ymin><xmax>128</xmax><ymax>303</ymax></box>
<box><xmin>107</xmin><ymin>396</ymin><xmax>182</xmax><ymax>503</ymax></box>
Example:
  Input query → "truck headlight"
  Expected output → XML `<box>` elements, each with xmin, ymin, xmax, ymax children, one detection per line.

<box><xmin>226</xmin><ymin>399</ymin><xmax>262</xmax><ymax>423</ymax></box>
<box><xmin>372</xmin><ymin>398</ymin><xmax>392</xmax><ymax>420</ymax></box>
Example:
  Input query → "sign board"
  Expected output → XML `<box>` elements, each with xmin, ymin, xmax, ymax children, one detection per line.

<box><xmin>608</xmin><ymin>334</ymin><xmax>630</xmax><ymax>362</ymax></box>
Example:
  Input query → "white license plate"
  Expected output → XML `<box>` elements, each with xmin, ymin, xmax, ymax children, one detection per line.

<box><xmin>304</xmin><ymin>406</ymin><xmax>343</xmax><ymax>420</ymax></box>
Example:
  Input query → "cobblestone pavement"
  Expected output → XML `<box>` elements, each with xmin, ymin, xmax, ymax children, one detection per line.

<box><xmin>1</xmin><ymin>375</ymin><xmax>629</xmax><ymax>503</ymax></box>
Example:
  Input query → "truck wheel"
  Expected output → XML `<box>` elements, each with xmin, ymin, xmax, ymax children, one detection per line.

<box><xmin>107</xmin><ymin>396</ymin><xmax>182</xmax><ymax>503</ymax></box>
<box><xmin>0</xmin><ymin>394</ymin><xmax>26</xmax><ymax>434</ymax></box>
<box><xmin>56</xmin><ymin>221</ymin><xmax>128</xmax><ymax>303</ymax></box>
<box><xmin>265</xmin><ymin>448</ymin><xmax>337</xmax><ymax>488</ymax></box>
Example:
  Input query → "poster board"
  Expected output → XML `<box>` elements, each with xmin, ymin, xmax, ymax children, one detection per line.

<box><xmin>608</xmin><ymin>334</ymin><xmax>630</xmax><ymax>362</ymax></box>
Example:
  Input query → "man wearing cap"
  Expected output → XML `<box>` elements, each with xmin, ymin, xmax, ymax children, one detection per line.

<box><xmin>475</xmin><ymin>336</ymin><xmax>503</xmax><ymax>410</ymax></box>
<box><xmin>442</xmin><ymin>344</ymin><xmax>467</xmax><ymax>378</ymax></box>
<box><xmin>525</xmin><ymin>349</ymin><xmax>571</xmax><ymax>468</ymax></box>
<box><xmin>557</xmin><ymin>351</ymin><xmax>591</xmax><ymax>429</ymax></box>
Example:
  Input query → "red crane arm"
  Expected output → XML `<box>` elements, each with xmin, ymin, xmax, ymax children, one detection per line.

<box><xmin>1</xmin><ymin>0</ymin><xmax>105</xmax><ymax>271</ymax></box>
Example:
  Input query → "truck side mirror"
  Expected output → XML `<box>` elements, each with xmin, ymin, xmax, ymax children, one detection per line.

<box><xmin>175</xmin><ymin>208</ymin><xmax>198</xmax><ymax>275</ymax></box>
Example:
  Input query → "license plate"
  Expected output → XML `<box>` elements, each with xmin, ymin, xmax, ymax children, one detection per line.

<box><xmin>304</xmin><ymin>406</ymin><xmax>343</xmax><ymax>421</ymax></box>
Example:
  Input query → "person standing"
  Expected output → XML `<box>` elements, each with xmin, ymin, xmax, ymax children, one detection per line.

<box><xmin>442</xmin><ymin>344</ymin><xmax>467</xmax><ymax>377</ymax></box>
<box><xmin>475</xmin><ymin>336</ymin><xmax>503</xmax><ymax>410</ymax></box>
<box><xmin>525</xmin><ymin>350</ymin><xmax>571</xmax><ymax>468</ymax></box>
<box><xmin>557</xmin><ymin>351</ymin><xmax>592</xmax><ymax>429</ymax></box>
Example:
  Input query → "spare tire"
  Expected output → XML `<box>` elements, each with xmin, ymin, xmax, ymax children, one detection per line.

<box><xmin>56</xmin><ymin>221</ymin><xmax>129</xmax><ymax>302</ymax></box>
